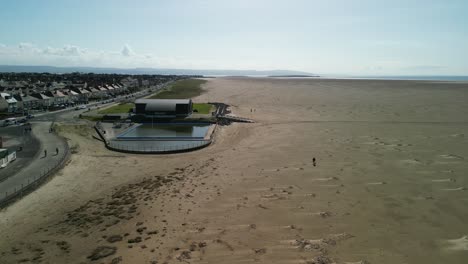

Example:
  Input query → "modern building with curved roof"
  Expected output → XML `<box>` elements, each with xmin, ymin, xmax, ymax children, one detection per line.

<box><xmin>134</xmin><ymin>99</ymin><xmax>193</xmax><ymax>117</ymax></box>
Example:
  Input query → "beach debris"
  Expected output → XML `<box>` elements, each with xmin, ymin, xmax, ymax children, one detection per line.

<box><xmin>106</xmin><ymin>235</ymin><xmax>123</xmax><ymax>243</ymax></box>
<box><xmin>330</xmin><ymin>232</ymin><xmax>354</xmax><ymax>241</ymax></box>
<box><xmin>306</xmin><ymin>255</ymin><xmax>332</xmax><ymax>264</ymax></box>
<box><xmin>87</xmin><ymin>246</ymin><xmax>117</xmax><ymax>261</ymax></box>
<box><xmin>176</xmin><ymin>250</ymin><xmax>191</xmax><ymax>261</ymax></box>
<box><xmin>253</xmin><ymin>248</ymin><xmax>267</xmax><ymax>255</ymax></box>
<box><xmin>293</xmin><ymin>239</ymin><xmax>323</xmax><ymax>251</ymax></box>
<box><xmin>261</xmin><ymin>193</ymin><xmax>280</xmax><ymax>199</ymax></box>
<box><xmin>294</xmin><ymin>233</ymin><xmax>354</xmax><ymax>252</ymax></box>
<box><xmin>111</xmin><ymin>256</ymin><xmax>123</xmax><ymax>264</ymax></box>
<box><xmin>213</xmin><ymin>239</ymin><xmax>234</xmax><ymax>251</ymax></box>
<box><xmin>55</xmin><ymin>241</ymin><xmax>70</xmax><ymax>252</ymax></box>
<box><xmin>318</xmin><ymin>211</ymin><xmax>332</xmax><ymax>218</ymax></box>
<box><xmin>127</xmin><ymin>236</ymin><xmax>142</xmax><ymax>243</ymax></box>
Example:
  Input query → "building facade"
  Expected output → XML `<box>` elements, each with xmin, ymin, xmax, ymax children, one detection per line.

<box><xmin>134</xmin><ymin>99</ymin><xmax>193</xmax><ymax>118</ymax></box>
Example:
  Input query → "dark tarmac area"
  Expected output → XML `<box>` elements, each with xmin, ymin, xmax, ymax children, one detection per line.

<box><xmin>0</xmin><ymin>124</ymin><xmax>40</xmax><ymax>182</ymax></box>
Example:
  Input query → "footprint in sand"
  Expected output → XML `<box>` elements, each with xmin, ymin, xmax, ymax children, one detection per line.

<box><xmin>441</xmin><ymin>187</ymin><xmax>466</xmax><ymax>191</ymax></box>
<box><xmin>439</xmin><ymin>154</ymin><xmax>464</xmax><ymax>160</ymax></box>
<box><xmin>430</xmin><ymin>178</ymin><xmax>455</xmax><ymax>183</ymax></box>
<box><xmin>400</xmin><ymin>159</ymin><xmax>422</xmax><ymax>165</ymax></box>
<box><xmin>263</xmin><ymin>167</ymin><xmax>307</xmax><ymax>172</ymax></box>
<box><xmin>311</xmin><ymin>177</ymin><xmax>339</xmax><ymax>182</ymax></box>
<box><xmin>318</xmin><ymin>184</ymin><xmax>341</xmax><ymax>188</ymax></box>
<box><xmin>442</xmin><ymin>235</ymin><xmax>468</xmax><ymax>251</ymax></box>
<box><xmin>312</xmin><ymin>211</ymin><xmax>332</xmax><ymax>218</ymax></box>
<box><xmin>365</xmin><ymin>182</ymin><xmax>387</xmax><ymax>185</ymax></box>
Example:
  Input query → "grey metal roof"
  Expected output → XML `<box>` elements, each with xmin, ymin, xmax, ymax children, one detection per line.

<box><xmin>22</xmin><ymin>95</ymin><xmax>39</xmax><ymax>102</ymax></box>
<box><xmin>135</xmin><ymin>99</ymin><xmax>191</xmax><ymax>112</ymax></box>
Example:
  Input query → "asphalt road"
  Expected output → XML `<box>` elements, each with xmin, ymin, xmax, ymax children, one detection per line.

<box><xmin>0</xmin><ymin>124</ymin><xmax>39</xmax><ymax>182</ymax></box>
<box><xmin>0</xmin><ymin>122</ymin><xmax>67</xmax><ymax>197</ymax></box>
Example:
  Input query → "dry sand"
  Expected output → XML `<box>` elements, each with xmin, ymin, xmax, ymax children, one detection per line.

<box><xmin>1</xmin><ymin>77</ymin><xmax>468</xmax><ymax>264</ymax></box>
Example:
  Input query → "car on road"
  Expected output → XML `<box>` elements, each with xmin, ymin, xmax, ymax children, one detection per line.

<box><xmin>2</xmin><ymin>117</ymin><xmax>17</xmax><ymax>127</ymax></box>
<box><xmin>74</xmin><ymin>105</ymin><xmax>87</xmax><ymax>110</ymax></box>
<box><xmin>18</xmin><ymin>118</ymin><xmax>28</xmax><ymax>123</ymax></box>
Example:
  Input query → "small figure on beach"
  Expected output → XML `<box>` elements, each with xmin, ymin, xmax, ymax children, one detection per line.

<box><xmin>313</xmin><ymin>157</ymin><xmax>316</xmax><ymax>167</ymax></box>
<box><xmin>56</xmin><ymin>147</ymin><xmax>59</xmax><ymax>155</ymax></box>
<box><xmin>44</xmin><ymin>149</ymin><xmax>47</xmax><ymax>157</ymax></box>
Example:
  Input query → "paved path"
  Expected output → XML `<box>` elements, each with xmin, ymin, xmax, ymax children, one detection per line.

<box><xmin>0</xmin><ymin>122</ymin><xmax>67</xmax><ymax>197</ymax></box>
<box><xmin>0</xmin><ymin>124</ymin><xmax>39</xmax><ymax>182</ymax></box>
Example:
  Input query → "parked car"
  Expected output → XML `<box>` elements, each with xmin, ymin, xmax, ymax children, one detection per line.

<box><xmin>2</xmin><ymin>117</ymin><xmax>17</xmax><ymax>126</ymax></box>
<box><xmin>74</xmin><ymin>105</ymin><xmax>87</xmax><ymax>110</ymax></box>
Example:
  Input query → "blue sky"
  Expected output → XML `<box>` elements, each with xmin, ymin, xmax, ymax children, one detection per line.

<box><xmin>0</xmin><ymin>0</ymin><xmax>467</xmax><ymax>75</ymax></box>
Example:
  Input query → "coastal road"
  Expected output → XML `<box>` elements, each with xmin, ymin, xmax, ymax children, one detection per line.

<box><xmin>0</xmin><ymin>122</ymin><xmax>67</xmax><ymax>198</ymax></box>
<box><xmin>0</xmin><ymin>125</ymin><xmax>39</xmax><ymax>182</ymax></box>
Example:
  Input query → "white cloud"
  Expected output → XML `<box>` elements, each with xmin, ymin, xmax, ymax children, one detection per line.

<box><xmin>0</xmin><ymin>42</ymin><xmax>183</xmax><ymax>68</ymax></box>
<box><xmin>121</xmin><ymin>44</ymin><xmax>135</xmax><ymax>57</ymax></box>
<box><xmin>63</xmin><ymin>45</ymin><xmax>85</xmax><ymax>56</ymax></box>
<box><xmin>18</xmin><ymin>42</ymin><xmax>35</xmax><ymax>50</ymax></box>
<box><xmin>43</xmin><ymin>45</ymin><xmax>86</xmax><ymax>56</ymax></box>
<box><xmin>0</xmin><ymin>42</ymin><xmax>290</xmax><ymax>71</ymax></box>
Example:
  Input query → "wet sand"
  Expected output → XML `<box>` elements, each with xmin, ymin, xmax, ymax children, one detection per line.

<box><xmin>1</xmin><ymin>77</ymin><xmax>468</xmax><ymax>263</ymax></box>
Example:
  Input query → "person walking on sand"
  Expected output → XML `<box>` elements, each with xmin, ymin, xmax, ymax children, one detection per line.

<box><xmin>56</xmin><ymin>147</ymin><xmax>59</xmax><ymax>155</ymax></box>
<box><xmin>44</xmin><ymin>149</ymin><xmax>47</xmax><ymax>157</ymax></box>
<box><xmin>313</xmin><ymin>157</ymin><xmax>316</xmax><ymax>167</ymax></box>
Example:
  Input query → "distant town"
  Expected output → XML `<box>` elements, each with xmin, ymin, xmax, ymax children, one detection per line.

<box><xmin>0</xmin><ymin>72</ymin><xmax>199</xmax><ymax>116</ymax></box>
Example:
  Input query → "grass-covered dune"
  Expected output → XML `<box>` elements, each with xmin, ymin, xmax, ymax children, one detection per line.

<box><xmin>98</xmin><ymin>103</ymin><xmax>134</xmax><ymax>114</ymax></box>
<box><xmin>149</xmin><ymin>79</ymin><xmax>206</xmax><ymax>99</ymax></box>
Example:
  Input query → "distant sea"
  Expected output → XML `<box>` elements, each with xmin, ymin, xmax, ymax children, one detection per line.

<box><xmin>329</xmin><ymin>75</ymin><xmax>468</xmax><ymax>81</ymax></box>
<box><xmin>207</xmin><ymin>75</ymin><xmax>468</xmax><ymax>81</ymax></box>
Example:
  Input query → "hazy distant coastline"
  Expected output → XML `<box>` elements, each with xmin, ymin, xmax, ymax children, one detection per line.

<box><xmin>1</xmin><ymin>65</ymin><xmax>466</xmax><ymax>81</ymax></box>
<box><xmin>268</xmin><ymin>74</ymin><xmax>320</xmax><ymax>78</ymax></box>
<box><xmin>0</xmin><ymin>65</ymin><xmax>313</xmax><ymax>77</ymax></box>
<box><xmin>324</xmin><ymin>75</ymin><xmax>468</xmax><ymax>82</ymax></box>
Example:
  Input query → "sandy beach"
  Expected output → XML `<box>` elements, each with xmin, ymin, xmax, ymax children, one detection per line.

<box><xmin>1</xmin><ymin>77</ymin><xmax>468</xmax><ymax>264</ymax></box>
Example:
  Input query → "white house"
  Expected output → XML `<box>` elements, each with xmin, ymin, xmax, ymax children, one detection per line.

<box><xmin>0</xmin><ymin>93</ymin><xmax>18</xmax><ymax>113</ymax></box>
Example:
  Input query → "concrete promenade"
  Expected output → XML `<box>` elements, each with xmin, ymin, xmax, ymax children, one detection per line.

<box><xmin>0</xmin><ymin>122</ymin><xmax>67</xmax><ymax>198</ymax></box>
<box><xmin>0</xmin><ymin>125</ymin><xmax>39</xmax><ymax>182</ymax></box>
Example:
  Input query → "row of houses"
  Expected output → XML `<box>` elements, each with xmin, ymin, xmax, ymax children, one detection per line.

<box><xmin>0</xmin><ymin>84</ymin><xmax>128</xmax><ymax>113</ymax></box>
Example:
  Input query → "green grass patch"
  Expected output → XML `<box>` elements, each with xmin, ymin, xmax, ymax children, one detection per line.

<box><xmin>79</xmin><ymin>115</ymin><xmax>102</xmax><ymax>122</ymax></box>
<box><xmin>98</xmin><ymin>103</ymin><xmax>134</xmax><ymax>114</ymax></box>
<box><xmin>149</xmin><ymin>79</ymin><xmax>206</xmax><ymax>99</ymax></box>
<box><xmin>193</xmin><ymin>103</ymin><xmax>213</xmax><ymax>114</ymax></box>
